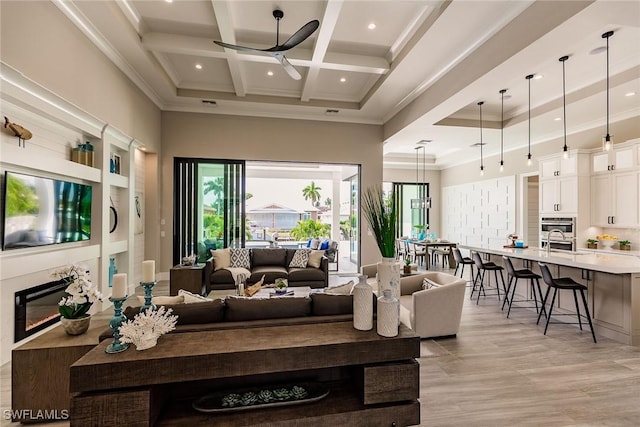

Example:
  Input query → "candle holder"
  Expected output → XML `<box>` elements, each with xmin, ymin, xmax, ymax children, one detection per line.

<box><xmin>140</xmin><ymin>280</ymin><xmax>157</xmax><ymax>312</ymax></box>
<box><xmin>106</xmin><ymin>296</ymin><xmax>129</xmax><ymax>354</ymax></box>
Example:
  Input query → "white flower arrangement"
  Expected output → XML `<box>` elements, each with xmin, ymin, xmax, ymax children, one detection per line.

<box><xmin>119</xmin><ymin>306</ymin><xmax>178</xmax><ymax>350</ymax></box>
<box><xmin>53</xmin><ymin>264</ymin><xmax>103</xmax><ymax>319</ymax></box>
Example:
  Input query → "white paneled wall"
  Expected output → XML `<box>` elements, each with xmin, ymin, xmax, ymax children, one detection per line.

<box><xmin>442</xmin><ymin>176</ymin><xmax>516</xmax><ymax>248</ymax></box>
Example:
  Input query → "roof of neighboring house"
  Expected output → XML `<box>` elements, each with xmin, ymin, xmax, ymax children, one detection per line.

<box><xmin>247</xmin><ymin>202</ymin><xmax>319</xmax><ymax>214</ymax></box>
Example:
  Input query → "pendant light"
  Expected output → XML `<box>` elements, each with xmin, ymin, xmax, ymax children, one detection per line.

<box><xmin>559</xmin><ymin>55</ymin><xmax>570</xmax><ymax>159</ymax></box>
<box><xmin>478</xmin><ymin>101</ymin><xmax>485</xmax><ymax>175</ymax></box>
<box><xmin>526</xmin><ymin>74</ymin><xmax>534</xmax><ymax>166</ymax></box>
<box><xmin>499</xmin><ymin>89</ymin><xmax>507</xmax><ymax>172</ymax></box>
<box><xmin>602</xmin><ymin>30</ymin><xmax>614</xmax><ymax>152</ymax></box>
<box><xmin>411</xmin><ymin>145</ymin><xmax>426</xmax><ymax>211</ymax></box>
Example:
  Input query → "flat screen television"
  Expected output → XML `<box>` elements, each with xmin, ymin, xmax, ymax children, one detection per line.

<box><xmin>2</xmin><ymin>171</ymin><xmax>92</xmax><ymax>250</ymax></box>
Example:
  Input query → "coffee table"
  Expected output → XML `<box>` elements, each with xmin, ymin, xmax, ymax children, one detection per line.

<box><xmin>208</xmin><ymin>286</ymin><xmax>312</xmax><ymax>300</ymax></box>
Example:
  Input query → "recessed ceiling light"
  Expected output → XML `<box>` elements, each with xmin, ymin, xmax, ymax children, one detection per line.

<box><xmin>340</xmin><ymin>77</ymin><xmax>346</xmax><ymax>83</ymax></box>
<box><xmin>368</xmin><ymin>23</ymin><xmax>376</xmax><ymax>30</ymax></box>
<box><xmin>625</xmin><ymin>92</ymin><xmax>636</xmax><ymax>97</ymax></box>
<box><xmin>165</xmin><ymin>0</ymin><xmax>173</xmax><ymax>3</ymax></box>
<box><xmin>554</xmin><ymin>117</ymin><xmax>561</xmax><ymax>121</ymax></box>
<box><xmin>325</xmin><ymin>109</ymin><xmax>339</xmax><ymax>115</ymax></box>
<box><xmin>534</xmin><ymin>74</ymin><xmax>543</xmax><ymax>80</ymax></box>
<box><xmin>195</xmin><ymin>64</ymin><xmax>202</xmax><ymax>70</ymax></box>
<box><xmin>590</xmin><ymin>46</ymin><xmax>607</xmax><ymax>55</ymax></box>
<box><xmin>267</xmin><ymin>71</ymin><xmax>274</xmax><ymax>77</ymax></box>
<box><xmin>417</xmin><ymin>140</ymin><xmax>432</xmax><ymax>144</ymax></box>
<box><xmin>202</xmin><ymin>100</ymin><xmax>217</xmax><ymax>106</ymax></box>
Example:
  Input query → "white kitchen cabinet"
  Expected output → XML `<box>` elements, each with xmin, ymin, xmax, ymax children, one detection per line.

<box><xmin>539</xmin><ymin>152</ymin><xmax>588</xmax><ymax>216</ymax></box>
<box><xmin>540</xmin><ymin>176</ymin><xmax>578</xmax><ymax>215</ymax></box>
<box><xmin>592</xmin><ymin>142</ymin><xmax>637</xmax><ymax>174</ymax></box>
<box><xmin>540</xmin><ymin>155</ymin><xmax>577</xmax><ymax>179</ymax></box>
<box><xmin>591</xmin><ymin>171</ymin><xmax>639</xmax><ymax>227</ymax></box>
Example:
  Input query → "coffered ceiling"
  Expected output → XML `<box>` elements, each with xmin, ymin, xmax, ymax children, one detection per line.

<box><xmin>57</xmin><ymin>0</ymin><xmax>640</xmax><ymax>169</ymax></box>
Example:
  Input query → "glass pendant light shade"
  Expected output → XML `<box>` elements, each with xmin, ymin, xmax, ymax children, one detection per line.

<box><xmin>410</xmin><ymin>146</ymin><xmax>429</xmax><ymax>215</ymax></box>
<box><xmin>526</xmin><ymin>74</ymin><xmax>534</xmax><ymax>166</ymax></box>
<box><xmin>559</xmin><ymin>55</ymin><xmax>570</xmax><ymax>158</ymax></box>
<box><xmin>602</xmin><ymin>30</ymin><xmax>614</xmax><ymax>152</ymax></box>
<box><xmin>478</xmin><ymin>101</ymin><xmax>484</xmax><ymax>175</ymax></box>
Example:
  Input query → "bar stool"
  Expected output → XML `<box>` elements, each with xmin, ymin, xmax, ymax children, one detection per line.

<box><xmin>501</xmin><ymin>256</ymin><xmax>546</xmax><ymax>319</ymax></box>
<box><xmin>452</xmin><ymin>248</ymin><xmax>475</xmax><ymax>284</ymax></box>
<box><xmin>471</xmin><ymin>252</ymin><xmax>508</xmax><ymax>305</ymax></box>
<box><xmin>537</xmin><ymin>263</ymin><xmax>596</xmax><ymax>343</ymax></box>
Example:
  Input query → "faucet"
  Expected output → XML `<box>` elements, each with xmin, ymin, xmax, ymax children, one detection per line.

<box><xmin>546</xmin><ymin>228</ymin><xmax>566</xmax><ymax>254</ymax></box>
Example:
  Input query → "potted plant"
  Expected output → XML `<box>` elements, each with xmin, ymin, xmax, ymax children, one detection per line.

<box><xmin>362</xmin><ymin>186</ymin><xmax>400</xmax><ymax>301</ymax></box>
<box><xmin>403</xmin><ymin>258</ymin><xmax>412</xmax><ymax>275</ymax></box>
<box><xmin>587</xmin><ymin>239</ymin><xmax>598</xmax><ymax>249</ymax></box>
<box><xmin>619</xmin><ymin>240</ymin><xmax>631</xmax><ymax>251</ymax></box>
<box><xmin>274</xmin><ymin>278</ymin><xmax>289</xmax><ymax>295</ymax></box>
<box><xmin>52</xmin><ymin>264</ymin><xmax>103</xmax><ymax>335</ymax></box>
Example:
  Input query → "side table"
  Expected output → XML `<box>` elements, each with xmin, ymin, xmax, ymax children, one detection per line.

<box><xmin>170</xmin><ymin>263</ymin><xmax>206</xmax><ymax>296</ymax></box>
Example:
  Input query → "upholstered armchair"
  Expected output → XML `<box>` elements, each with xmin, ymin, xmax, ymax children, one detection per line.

<box><xmin>400</xmin><ymin>272</ymin><xmax>466</xmax><ymax>338</ymax></box>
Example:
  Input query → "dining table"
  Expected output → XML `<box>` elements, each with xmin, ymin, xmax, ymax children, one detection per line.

<box><xmin>408</xmin><ymin>240</ymin><xmax>458</xmax><ymax>270</ymax></box>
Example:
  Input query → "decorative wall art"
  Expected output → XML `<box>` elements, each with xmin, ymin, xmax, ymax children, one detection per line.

<box><xmin>135</xmin><ymin>192</ymin><xmax>144</xmax><ymax>235</ymax></box>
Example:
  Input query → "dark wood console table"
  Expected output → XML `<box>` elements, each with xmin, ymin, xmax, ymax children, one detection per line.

<box><xmin>70</xmin><ymin>322</ymin><xmax>421</xmax><ymax>426</ymax></box>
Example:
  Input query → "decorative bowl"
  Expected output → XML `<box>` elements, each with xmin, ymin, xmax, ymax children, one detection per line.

<box><xmin>600</xmin><ymin>239</ymin><xmax>616</xmax><ymax>250</ymax></box>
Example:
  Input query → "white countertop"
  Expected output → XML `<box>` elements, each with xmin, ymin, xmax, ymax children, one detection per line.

<box><xmin>459</xmin><ymin>245</ymin><xmax>640</xmax><ymax>275</ymax></box>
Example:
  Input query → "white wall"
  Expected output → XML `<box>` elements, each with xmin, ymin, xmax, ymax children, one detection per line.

<box><xmin>442</xmin><ymin>176</ymin><xmax>516</xmax><ymax>248</ymax></box>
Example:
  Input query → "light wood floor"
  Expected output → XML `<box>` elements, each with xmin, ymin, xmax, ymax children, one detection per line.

<box><xmin>3</xmin><ymin>268</ymin><xmax>640</xmax><ymax>426</ymax></box>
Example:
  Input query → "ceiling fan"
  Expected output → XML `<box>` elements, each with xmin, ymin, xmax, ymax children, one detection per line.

<box><xmin>214</xmin><ymin>9</ymin><xmax>319</xmax><ymax>80</ymax></box>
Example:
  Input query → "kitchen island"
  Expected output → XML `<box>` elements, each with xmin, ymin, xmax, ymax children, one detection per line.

<box><xmin>460</xmin><ymin>245</ymin><xmax>640</xmax><ymax>345</ymax></box>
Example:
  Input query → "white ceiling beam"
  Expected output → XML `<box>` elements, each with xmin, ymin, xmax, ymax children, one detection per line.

<box><xmin>142</xmin><ymin>32</ymin><xmax>388</xmax><ymax>75</ymax></box>
<box><xmin>301</xmin><ymin>0</ymin><xmax>343</xmax><ymax>102</ymax></box>
<box><xmin>211</xmin><ymin>0</ymin><xmax>246</xmax><ymax>97</ymax></box>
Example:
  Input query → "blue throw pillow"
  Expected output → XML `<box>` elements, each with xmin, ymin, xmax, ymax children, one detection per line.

<box><xmin>320</xmin><ymin>240</ymin><xmax>330</xmax><ymax>250</ymax></box>
<box><xmin>306</xmin><ymin>238</ymin><xmax>312</xmax><ymax>248</ymax></box>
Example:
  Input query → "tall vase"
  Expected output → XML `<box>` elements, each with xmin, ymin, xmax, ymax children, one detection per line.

<box><xmin>377</xmin><ymin>289</ymin><xmax>399</xmax><ymax>337</ymax></box>
<box><xmin>353</xmin><ymin>275</ymin><xmax>373</xmax><ymax>331</ymax></box>
<box><xmin>377</xmin><ymin>257</ymin><xmax>401</xmax><ymax>301</ymax></box>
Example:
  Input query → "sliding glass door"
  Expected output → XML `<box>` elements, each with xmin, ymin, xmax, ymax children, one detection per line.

<box><xmin>391</xmin><ymin>182</ymin><xmax>429</xmax><ymax>238</ymax></box>
<box><xmin>173</xmin><ymin>158</ymin><xmax>245</xmax><ymax>265</ymax></box>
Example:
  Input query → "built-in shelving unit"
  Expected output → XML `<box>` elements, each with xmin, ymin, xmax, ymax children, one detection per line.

<box><xmin>0</xmin><ymin>62</ymin><xmax>139</xmax><ymax>320</ymax></box>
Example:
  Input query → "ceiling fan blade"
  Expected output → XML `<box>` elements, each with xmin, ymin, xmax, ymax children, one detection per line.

<box><xmin>273</xmin><ymin>53</ymin><xmax>302</xmax><ymax>80</ymax></box>
<box><xmin>214</xmin><ymin>40</ymin><xmax>265</xmax><ymax>54</ymax></box>
<box><xmin>279</xmin><ymin>20</ymin><xmax>319</xmax><ymax>51</ymax></box>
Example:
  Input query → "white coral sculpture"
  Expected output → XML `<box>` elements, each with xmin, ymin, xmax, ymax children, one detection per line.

<box><xmin>119</xmin><ymin>306</ymin><xmax>178</xmax><ymax>350</ymax></box>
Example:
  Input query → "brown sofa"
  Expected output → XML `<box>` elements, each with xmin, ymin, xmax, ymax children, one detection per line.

<box><xmin>99</xmin><ymin>292</ymin><xmax>374</xmax><ymax>341</ymax></box>
<box><xmin>205</xmin><ymin>248</ymin><xmax>328</xmax><ymax>292</ymax></box>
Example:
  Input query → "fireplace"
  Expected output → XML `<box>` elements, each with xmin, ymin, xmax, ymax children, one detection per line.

<box><xmin>14</xmin><ymin>279</ymin><xmax>68</xmax><ymax>342</ymax></box>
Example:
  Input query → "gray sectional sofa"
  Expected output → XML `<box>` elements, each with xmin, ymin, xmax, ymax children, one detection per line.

<box><xmin>205</xmin><ymin>248</ymin><xmax>329</xmax><ymax>292</ymax></box>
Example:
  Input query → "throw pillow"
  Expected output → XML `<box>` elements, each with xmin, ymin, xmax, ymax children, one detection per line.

<box><xmin>211</xmin><ymin>248</ymin><xmax>231</xmax><ymax>271</ymax></box>
<box><xmin>289</xmin><ymin>249</ymin><xmax>310</xmax><ymax>268</ymax></box>
<box><xmin>319</xmin><ymin>240</ymin><xmax>330</xmax><ymax>250</ymax></box>
<box><xmin>136</xmin><ymin>295</ymin><xmax>184</xmax><ymax>305</ymax></box>
<box><xmin>307</xmin><ymin>250</ymin><xmax>325</xmax><ymax>268</ymax></box>
<box><xmin>306</xmin><ymin>238</ymin><xmax>312</xmax><ymax>248</ymax></box>
<box><xmin>422</xmin><ymin>278</ymin><xmax>440</xmax><ymax>290</ymax></box>
<box><xmin>230</xmin><ymin>248</ymin><xmax>251</xmax><ymax>269</ymax></box>
<box><xmin>326</xmin><ymin>280</ymin><xmax>354</xmax><ymax>295</ymax></box>
<box><xmin>178</xmin><ymin>289</ymin><xmax>211</xmax><ymax>303</ymax></box>
<box><xmin>309</xmin><ymin>238</ymin><xmax>320</xmax><ymax>250</ymax></box>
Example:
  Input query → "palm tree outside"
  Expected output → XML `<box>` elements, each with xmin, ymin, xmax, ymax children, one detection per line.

<box><xmin>302</xmin><ymin>181</ymin><xmax>322</xmax><ymax>206</ymax></box>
